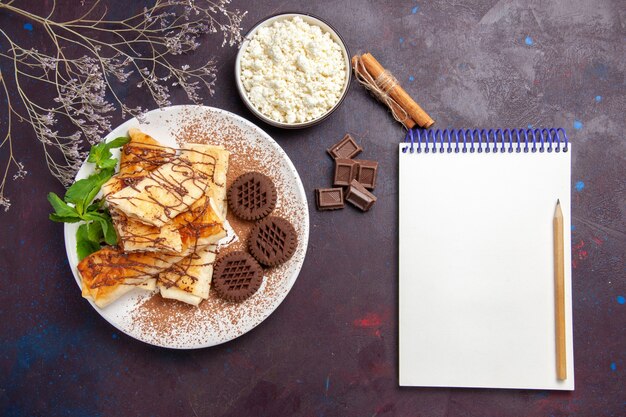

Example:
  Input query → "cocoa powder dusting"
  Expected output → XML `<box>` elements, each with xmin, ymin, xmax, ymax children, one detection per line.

<box><xmin>128</xmin><ymin>107</ymin><xmax>308</xmax><ymax>348</ymax></box>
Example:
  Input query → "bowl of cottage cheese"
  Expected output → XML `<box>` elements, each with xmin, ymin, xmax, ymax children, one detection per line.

<box><xmin>235</xmin><ymin>13</ymin><xmax>351</xmax><ymax>128</ymax></box>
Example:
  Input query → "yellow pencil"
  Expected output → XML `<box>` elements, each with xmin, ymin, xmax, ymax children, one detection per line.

<box><xmin>554</xmin><ymin>199</ymin><xmax>566</xmax><ymax>380</ymax></box>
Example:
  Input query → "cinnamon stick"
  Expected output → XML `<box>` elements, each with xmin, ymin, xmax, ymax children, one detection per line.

<box><xmin>361</xmin><ymin>53</ymin><xmax>434</xmax><ymax>128</ymax></box>
<box><xmin>353</xmin><ymin>55</ymin><xmax>417</xmax><ymax>129</ymax></box>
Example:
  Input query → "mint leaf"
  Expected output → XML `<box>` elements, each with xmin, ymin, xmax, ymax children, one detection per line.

<box><xmin>82</xmin><ymin>168</ymin><xmax>114</xmax><ymax>209</ymax></box>
<box><xmin>49</xmin><ymin>214</ymin><xmax>82</xmax><ymax>223</ymax></box>
<box><xmin>87</xmin><ymin>136</ymin><xmax>129</xmax><ymax>170</ymax></box>
<box><xmin>105</xmin><ymin>136</ymin><xmax>130</xmax><ymax>150</ymax></box>
<box><xmin>86</xmin><ymin>221</ymin><xmax>104</xmax><ymax>242</ymax></box>
<box><xmin>86</xmin><ymin>199</ymin><xmax>104</xmax><ymax>212</ymax></box>
<box><xmin>49</xmin><ymin>136</ymin><xmax>129</xmax><ymax>255</ymax></box>
<box><xmin>47</xmin><ymin>193</ymin><xmax>80</xmax><ymax>220</ymax></box>
<box><xmin>65</xmin><ymin>169</ymin><xmax>114</xmax><ymax>215</ymax></box>
<box><xmin>102</xmin><ymin>221</ymin><xmax>117</xmax><ymax>246</ymax></box>
<box><xmin>83</xmin><ymin>211</ymin><xmax>106</xmax><ymax>223</ymax></box>
<box><xmin>76</xmin><ymin>224</ymin><xmax>101</xmax><ymax>260</ymax></box>
<box><xmin>83</xmin><ymin>211</ymin><xmax>117</xmax><ymax>246</ymax></box>
<box><xmin>98</xmin><ymin>158</ymin><xmax>118</xmax><ymax>170</ymax></box>
<box><xmin>65</xmin><ymin>178</ymin><xmax>97</xmax><ymax>214</ymax></box>
<box><xmin>87</xmin><ymin>142</ymin><xmax>112</xmax><ymax>167</ymax></box>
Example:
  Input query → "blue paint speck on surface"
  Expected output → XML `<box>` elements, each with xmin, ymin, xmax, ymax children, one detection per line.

<box><xmin>573</xmin><ymin>120</ymin><xmax>583</xmax><ymax>130</ymax></box>
<box><xmin>592</xmin><ymin>63</ymin><xmax>608</xmax><ymax>80</ymax></box>
<box><xmin>595</xmin><ymin>95</ymin><xmax>602</xmax><ymax>102</ymax></box>
<box><xmin>111</xmin><ymin>332</ymin><xmax>118</xmax><ymax>339</ymax></box>
<box><xmin>527</xmin><ymin>124</ymin><xmax>533</xmax><ymax>129</ymax></box>
<box><xmin>325</xmin><ymin>375</ymin><xmax>330</xmax><ymax>393</ymax></box>
<box><xmin>575</xmin><ymin>181</ymin><xmax>585</xmax><ymax>192</ymax></box>
<box><xmin>617</xmin><ymin>295</ymin><xmax>625</xmax><ymax>305</ymax></box>
<box><xmin>571</xmin><ymin>225</ymin><xmax>576</xmax><ymax>231</ymax></box>
<box><xmin>409</xmin><ymin>76</ymin><xmax>415</xmax><ymax>82</ymax></box>
<box><xmin>411</xmin><ymin>6</ymin><xmax>419</xmax><ymax>14</ymax></box>
<box><xmin>399</xmin><ymin>37</ymin><xmax>404</xmax><ymax>44</ymax></box>
<box><xmin>610</xmin><ymin>362</ymin><xmax>617</xmax><ymax>371</ymax></box>
<box><xmin>23</xmin><ymin>23</ymin><xmax>33</xmax><ymax>31</ymax></box>
<box><xmin>525</xmin><ymin>36</ymin><xmax>533</xmax><ymax>45</ymax></box>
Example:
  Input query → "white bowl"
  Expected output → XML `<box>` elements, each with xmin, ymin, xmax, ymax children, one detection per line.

<box><xmin>235</xmin><ymin>13</ymin><xmax>352</xmax><ymax>129</ymax></box>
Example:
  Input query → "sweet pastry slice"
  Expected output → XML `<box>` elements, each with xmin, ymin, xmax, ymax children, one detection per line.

<box><xmin>105</xmin><ymin>142</ymin><xmax>228</xmax><ymax>252</ymax></box>
<box><xmin>102</xmin><ymin>128</ymin><xmax>174</xmax><ymax>197</ymax></box>
<box><xmin>113</xmin><ymin>195</ymin><xmax>226</xmax><ymax>255</ymax></box>
<box><xmin>103</xmin><ymin>179</ymin><xmax>184</xmax><ymax>254</ymax></box>
<box><xmin>110</xmin><ymin>210</ymin><xmax>183</xmax><ymax>253</ymax></box>
<box><xmin>78</xmin><ymin>247</ymin><xmax>183</xmax><ymax>308</ymax></box>
<box><xmin>174</xmin><ymin>196</ymin><xmax>226</xmax><ymax>255</ymax></box>
<box><xmin>106</xmin><ymin>160</ymin><xmax>210</xmax><ymax>227</ymax></box>
<box><xmin>101</xmin><ymin>175</ymin><xmax>149</xmax><ymax>198</ymax></box>
<box><xmin>101</xmin><ymin>130</ymin><xmax>186</xmax><ymax>252</ymax></box>
<box><xmin>103</xmin><ymin>181</ymin><xmax>184</xmax><ymax>254</ymax></box>
<box><xmin>158</xmin><ymin>245</ymin><xmax>218</xmax><ymax>306</ymax></box>
<box><xmin>158</xmin><ymin>285</ymin><xmax>203</xmax><ymax>306</ymax></box>
<box><xmin>106</xmin><ymin>190</ymin><xmax>224</xmax><ymax>254</ymax></box>
<box><xmin>138</xmin><ymin>278</ymin><xmax>157</xmax><ymax>291</ymax></box>
<box><xmin>101</xmin><ymin>176</ymin><xmax>124</xmax><ymax>199</ymax></box>
<box><xmin>179</xmin><ymin>143</ymin><xmax>230</xmax><ymax>218</ymax></box>
<box><xmin>119</xmin><ymin>128</ymin><xmax>176</xmax><ymax>177</ymax></box>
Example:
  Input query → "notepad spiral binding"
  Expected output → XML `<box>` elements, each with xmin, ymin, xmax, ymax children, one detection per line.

<box><xmin>402</xmin><ymin>128</ymin><xmax>569</xmax><ymax>154</ymax></box>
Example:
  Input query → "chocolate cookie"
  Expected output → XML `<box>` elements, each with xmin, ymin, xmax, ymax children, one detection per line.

<box><xmin>212</xmin><ymin>251</ymin><xmax>264</xmax><ymax>302</ymax></box>
<box><xmin>228</xmin><ymin>172</ymin><xmax>277</xmax><ymax>221</ymax></box>
<box><xmin>249</xmin><ymin>216</ymin><xmax>297</xmax><ymax>267</ymax></box>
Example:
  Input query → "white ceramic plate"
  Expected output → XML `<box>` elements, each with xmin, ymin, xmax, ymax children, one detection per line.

<box><xmin>64</xmin><ymin>105</ymin><xmax>309</xmax><ymax>349</ymax></box>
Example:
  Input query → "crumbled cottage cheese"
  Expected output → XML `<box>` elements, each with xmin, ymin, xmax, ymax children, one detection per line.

<box><xmin>240</xmin><ymin>17</ymin><xmax>347</xmax><ymax>124</ymax></box>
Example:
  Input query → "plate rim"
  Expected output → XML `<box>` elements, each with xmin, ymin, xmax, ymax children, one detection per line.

<box><xmin>63</xmin><ymin>104</ymin><xmax>310</xmax><ymax>349</ymax></box>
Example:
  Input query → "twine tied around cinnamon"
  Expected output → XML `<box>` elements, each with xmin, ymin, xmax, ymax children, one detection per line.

<box><xmin>376</xmin><ymin>69</ymin><xmax>400</xmax><ymax>94</ymax></box>
<box><xmin>352</xmin><ymin>53</ymin><xmax>434</xmax><ymax>129</ymax></box>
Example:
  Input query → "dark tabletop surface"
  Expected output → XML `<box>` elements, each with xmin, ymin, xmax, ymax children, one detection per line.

<box><xmin>1</xmin><ymin>0</ymin><xmax>624</xmax><ymax>416</ymax></box>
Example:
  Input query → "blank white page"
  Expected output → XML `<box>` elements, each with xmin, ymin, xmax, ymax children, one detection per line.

<box><xmin>399</xmin><ymin>144</ymin><xmax>574</xmax><ymax>390</ymax></box>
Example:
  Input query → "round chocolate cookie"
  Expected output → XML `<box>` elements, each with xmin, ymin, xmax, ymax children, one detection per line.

<box><xmin>228</xmin><ymin>172</ymin><xmax>277</xmax><ymax>221</ymax></box>
<box><xmin>249</xmin><ymin>216</ymin><xmax>298</xmax><ymax>267</ymax></box>
<box><xmin>212</xmin><ymin>251</ymin><xmax>264</xmax><ymax>302</ymax></box>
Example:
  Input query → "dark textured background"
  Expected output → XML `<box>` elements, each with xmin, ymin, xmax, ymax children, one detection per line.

<box><xmin>1</xmin><ymin>0</ymin><xmax>625</xmax><ymax>416</ymax></box>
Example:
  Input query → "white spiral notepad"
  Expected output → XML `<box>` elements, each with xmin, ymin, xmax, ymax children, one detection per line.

<box><xmin>399</xmin><ymin>129</ymin><xmax>574</xmax><ymax>390</ymax></box>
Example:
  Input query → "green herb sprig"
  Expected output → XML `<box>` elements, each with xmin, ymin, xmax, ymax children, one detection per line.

<box><xmin>47</xmin><ymin>137</ymin><xmax>129</xmax><ymax>260</ymax></box>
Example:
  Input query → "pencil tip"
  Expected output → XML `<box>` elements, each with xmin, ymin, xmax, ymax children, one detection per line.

<box><xmin>557</xmin><ymin>199</ymin><xmax>560</xmax><ymax>205</ymax></box>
